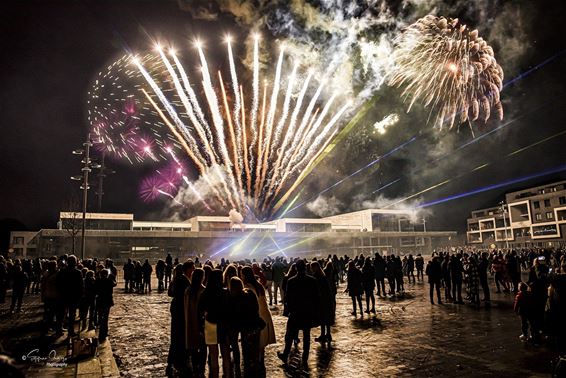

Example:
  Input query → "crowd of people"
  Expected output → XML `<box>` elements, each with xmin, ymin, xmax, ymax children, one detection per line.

<box><xmin>1</xmin><ymin>246</ymin><xmax>565</xmax><ymax>376</ymax></box>
<box><xmin>0</xmin><ymin>254</ymin><xmax>116</xmax><ymax>343</ymax></box>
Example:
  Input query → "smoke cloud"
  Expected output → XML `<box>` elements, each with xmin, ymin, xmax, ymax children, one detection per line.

<box><xmin>306</xmin><ymin>195</ymin><xmax>343</xmax><ymax>217</ymax></box>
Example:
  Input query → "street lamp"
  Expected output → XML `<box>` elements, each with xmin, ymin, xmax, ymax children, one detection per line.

<box><xmin>499</xmin><ymin>200</ymin><xmax>510</xmax><ymax>250</ymax></box>
<box><xmin>71</xmin><ymin>133</ymin><xmax>94</xmax><ymax>261</ymax></box>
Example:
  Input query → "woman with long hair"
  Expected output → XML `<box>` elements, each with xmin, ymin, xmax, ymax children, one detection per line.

<box><xmin>241</xmin><ymin>266</ymin><xmax>276</xmax><ymax>375</ymax></box>
<box><xmin>228</xmin><ymin>276</ymin><xmax>265</xmax><ymax>377</ymax></box>
<box><xmin>185</xmin><ymin>268</ymin><xmax>206</xmax><ymax>377</ymax></box>
<box><xmin>223</xmin><ymin>264</ymin><xmax>238</xmax><ymax>291</ymax></box>
<box><xmin>199</xmin><ymin>269</ymin><xmax>231</xmax><ymax>378</ymax></box>
<box><xmin>312</xmin><ymin>261</ymin><xmax>335</xmax><ymax>342</ymax></box>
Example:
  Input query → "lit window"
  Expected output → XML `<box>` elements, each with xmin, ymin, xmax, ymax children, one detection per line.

<box><xmin>535</xmin><ymin>213</ymin><xmax>542</xmax><ymax>221</ymax></box>
<box><xmin>546</xmin><ymin>212</ymin><xmax>554</xmax><ymax>220</ymax></box>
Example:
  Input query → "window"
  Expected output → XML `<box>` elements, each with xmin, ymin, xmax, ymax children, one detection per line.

<box><xmin>546</xmin><ymin>212</ymin><xmax>554</xmax><ymax>220</ymax></box>
<box><xmin>533</xmin><ymin>201</ymin><xmax>540</xmax><ymax>209</ymax></box>
<box><xmin>559</xmin><ymin>196</ymin><xmax>566</xmax><ymax>205</ymax></box>
<box><xmin>12</xmin><ymin>237</ymin><xmax>24</xmax><ymax>245</ymax></box>
<box><xmin>535</xmin><ymin>213</ymin><xmax>542</xmax><ymax>221</ymax></box>
<box><xmin>544</xmin><ymin>199</ymin><xmax>551</xmax><ymax>207</ymax></box>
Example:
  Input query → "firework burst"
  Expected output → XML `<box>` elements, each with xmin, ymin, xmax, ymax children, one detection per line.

<box><xmin>93</xmin><ymin>35</ymin><xmax>353</xmax><ymax>219</ymax></box>
<box><xmin>390</xmin><ymin>15</ymin><xmax>504</xmax><ymax>131</ymax></box>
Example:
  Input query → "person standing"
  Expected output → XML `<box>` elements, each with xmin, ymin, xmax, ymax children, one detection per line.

<box><xmin>361</xmin><ymin>259</ymin><xmax>376</xmax><ymax>314</ymax></box>
<box><xmin>41</xmin><ymin>260</ymin><xmax>59</xmax><ymax>334</ymax></box>
<box><xmin>386</xmin><ymin>256</ymin><xmax>397</xmax><ymax>296</ymax></box>
<box><xmin>199</xmin><ymin>269</ymin><xmax>231</xmax><ymax>378</ymax></box>
<box><xmin>166</xmin><ymin>261</ymin><xmax>194</xmax><ymax>377</ymax></box>
<box><xmin>407</xmin><ymin>255</ymin><xmax>416</xmax><ymax>284</ymax></box>
<box><xmin>164</xmin><ymin>253</ymin><xmax>173</xmax><ymax>289</ymax></box>
<box><xmin>10</xmin><ymin>265</ymin><xmax>27</xmax><ymax>313</ymax></box>
<box><xmin>272</xmin><ymin>257</ymin><xmax>286</xmax><ymax>305</ymax></box>
<box><xmin>142</xmin><ymin>259</ymin><xmax>153</xmax><ymax>293</ymax></box>
<box><xmin>478</xmin><ymin>252</ymin><xmax>491</xmax><ymax>303</ymax></box>
<box><xmin>346</xmin><ymin>261</ymin><xmax>364</xmax><ymax>316</ymax></box>
<box><xmin>156</xmin><ymin>259</ymin><xmax>166</xmax><ymax>292</ymax></box>
<box><xmin>415</xmin><ymin>254</ymin><xmax>425</xmax><ymax>281</ymax></box>
<box><xmin>277</xmin><ymin>260</ymin><xmax>320</xmax><ymax>369</ymax></box>
<box><xmin>467</xmin><ymin>256</ymin><xmax>480</xmax><ymax>305</ymax></box>
<box><xmin>185</xmin><ymin>268</ymin><xmax>206</xmax><ymax>377</ymax></box>
<box><xmin>312</xmin><ymin>261</ymin><xmax>335</xmax><ymax>343</ymax></box>
<box><xmin>262</xmin><ymin>262</ymin><xmax>274</xmax><ymax>306</ymax></box>
<box><xmin>449</xmin><ymin>254</ymin><xmax>464</xmax><ymax>304</ymax></box>
<box><xmin>123</xmin><ymin>259</ymin><xmax>134</xmax><ymax>293</ymax></box>
<box><xmin>242</xmin><ymin>266</ymin><xmax>276</xmax><ymax>375</ymax></box>
<box><xmin>441</xmin><ymin>255</ymin><xmax>452</xmax><ymax>302</ymax></box>
<box><xmin>425</xmin><ymin>256</ymin><xmax>442</xmax><ymax>304</ymax></box>
<box><xmin>228</xmin><ymin>277</ymin><xmax>264</xmax><ymax>378</ymax></box>
<box><xmin>81</xmin><ymin>270</ymin><xmax>97</xmax><ymax>331</ymax></box>
<box><xmin>373</xmin><ymin>253</ymin><xmax>386</xmax><ymax>297</ymax></box>
<box><xmin>56</xmin><ymin>255</ymin><xmax>83</xmax><ymax>336</ymax></box>
<box><xmin>95</xmin><ymin>269</ymin><xmax>116</xmax><ymax>343</ymax></box>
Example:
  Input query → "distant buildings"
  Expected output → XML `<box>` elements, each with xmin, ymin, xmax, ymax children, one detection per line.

<box><xmin>10</xmin><ymin>209</ymin><xmax>456</xmax><ymax>261</ymax></box>
<box><xmin>467</xmin><ymin>180</ymin><xmax>566</xmax><ymax>247</ymax></box>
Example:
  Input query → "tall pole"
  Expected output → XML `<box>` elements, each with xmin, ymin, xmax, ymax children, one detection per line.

<box><xmin>80</xmin><ymin>134</ymin><xmax>92</xmax><ymax>261</ymax></box>
<box><xmin>500</xmin><ymin>201</ymin><xmax>510</xmax><ymax>250</ymax></box>
<box><xmin>96</xmin><ymin>153</ymin><xmax>105</xmax><ymax>212</ymax></box>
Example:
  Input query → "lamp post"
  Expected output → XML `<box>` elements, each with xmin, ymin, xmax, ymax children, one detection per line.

<box><xmin>499</xmin><ymin>200</ymin><xmax>510</xmax><ymax>250</ymax></box>
<box><xmin>70</xmin><ymin>134</ymin><xmax>100</xmax><ymax>261</ymax></box>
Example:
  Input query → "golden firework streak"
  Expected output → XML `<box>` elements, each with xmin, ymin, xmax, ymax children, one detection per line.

<box><xmin>273</xmin><ymin>95</ymin><xmax>379</xmax><ymax>212</ymax></box>
<box><xmin>141</xmin><ymin>88</ymin><xmax>229</xmax><ymax>207</ymax></box>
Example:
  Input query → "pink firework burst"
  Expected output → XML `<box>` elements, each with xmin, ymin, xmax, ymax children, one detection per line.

<box><xmin>139</xmin><ymin>174</ymin><xmax>176</xmax><ymax>203</ymax></box>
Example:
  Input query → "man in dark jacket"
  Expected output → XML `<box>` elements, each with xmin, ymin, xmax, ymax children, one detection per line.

<box><xmin>123</xmin><ymin>259</ymin><xmax>134</xmax><ymax>292</ymax></box>
<box><xmin>96</xmin><ymin>269</ymin><xmax>116</xmax><ymax>342</ymax></box>
<box><xmin>277</xmin><ymin>259</ymin><xmax>320</xmax><ymax>368</ymax></box>
<box><xmin>374</xmin><ymin>253</ymin><xmax>386</xmax><ymax>297</ymax></box>
<box><xmin>415</xmin><ymin>254</ymin><xmax>425</xmax><ymax>281</ymax></box>
<box><xmin>56</xmin><ymin>255</ymin><xmax>84</xmax><ymax>336</ymax></box>
<box><xmin>425</xmin><ymin>256</ymin><xmax>442</xmax><ymax>304</ymax></box>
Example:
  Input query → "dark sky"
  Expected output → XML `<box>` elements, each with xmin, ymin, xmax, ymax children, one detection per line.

<box><xmin>1</xmin><ymin>0</ymin><xmax>565</xmax><ymax>237</ymax></box>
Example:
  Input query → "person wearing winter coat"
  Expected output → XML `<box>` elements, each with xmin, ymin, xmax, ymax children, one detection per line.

<box><xmin>228</xmin><ymin>276</ymin><xmax>265</xmax><ymax>378</ymax></box>
<box><xmin>346</xmin><ymin>261</ymin><xmax>364</xmax><ymax>316</ymax></box>
<box><xmin>312</xmin><ymin>261</ymin><xmax>335</xmax><ymax>343</ymax></box>
<box><xmin>425</xmin><ymin>256</ymin><xmax>442</xmax><ymax>304</ymax></box>
<box><xmin>95</xmin><ymin>269</ymin><xmax>116</xmax><ymax>343</ymax></box>
<box><xmin>277</xmin><ymin>259</ymin><xmax>320</xmax><ymax>369</ymax></box>
<box><xmin>362</xmin><ymin>259</ymin><xmax>376</xmax><ymax>313</ymax></box>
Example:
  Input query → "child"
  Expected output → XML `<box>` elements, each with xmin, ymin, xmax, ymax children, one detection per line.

<box><xmin>513</xmin><ymin>282</ymin><xmax>533</xmax><ymax>341</ymax></box>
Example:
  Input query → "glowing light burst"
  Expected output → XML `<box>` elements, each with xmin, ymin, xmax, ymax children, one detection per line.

<box><xmin>373</xmin><ymin>113</ymin><xmax>399</xmax><ymax>135</ymax></box>
<box><xmin>139</xmin><ymin>175</ymin><xmax>175</xmax><ymax>203</ymax></box>
<box><xmin>100</xmin><ymin>36</ymin><xmax>353</xmax><ymax>218</ymax></box>
<box><xmin>390</xmin><ymin>15</ymin><xmax>504</xmax><ymax>131</ymax></box>
<box><xmin>87</xmin><ymin>55</ymin><xmax>182</xmax><ymax>164</ymax></box>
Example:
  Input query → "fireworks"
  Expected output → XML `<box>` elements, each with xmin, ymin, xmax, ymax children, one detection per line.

<box><xmin>390</xmin><ymin>15</ymin><xmax>504</xmax><ymax>131</ymax></box>
<box><xmin>87</xmin><ymin>55</ymin><xmax>183</xmax><ymax>164</ymax></box>
<box><xmin>91</xmin><ymin>35</ymin><xmax>353</xmax><ymax>218</ymax></box>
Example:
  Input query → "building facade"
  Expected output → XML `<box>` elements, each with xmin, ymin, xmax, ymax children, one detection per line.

<box><xmin>467</xmin><ymin>180</ymin><xmax>566</xmax><ymax>247</ymax></box>
<box><xmin>11</xmin><ymin>209</ymin><xmax>457</xmax><ymax>261</ymax></box>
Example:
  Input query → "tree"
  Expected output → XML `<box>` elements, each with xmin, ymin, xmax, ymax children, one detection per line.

<box><xmin>61</xmin><ymin>193</ymin><xmax>81</xmax><ymax>255</ymax></box>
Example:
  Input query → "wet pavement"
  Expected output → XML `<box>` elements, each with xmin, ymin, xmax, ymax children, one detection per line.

<box><xmin>109</xmin><ymin>275</ymin><xmax>554</xmax><ymax>377</ymax></box>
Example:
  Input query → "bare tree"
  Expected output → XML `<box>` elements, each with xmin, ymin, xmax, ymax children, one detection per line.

<box><xmin>61</xmin><ymin>192</ymin><xmax>81</xmax><ymax>254</ymax></box>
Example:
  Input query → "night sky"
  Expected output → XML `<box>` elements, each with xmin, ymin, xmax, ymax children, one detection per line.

<box><xmin>1</xmin><ymin>0</ymin><xmax>565</xmax><ymax>245</ymax></box>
